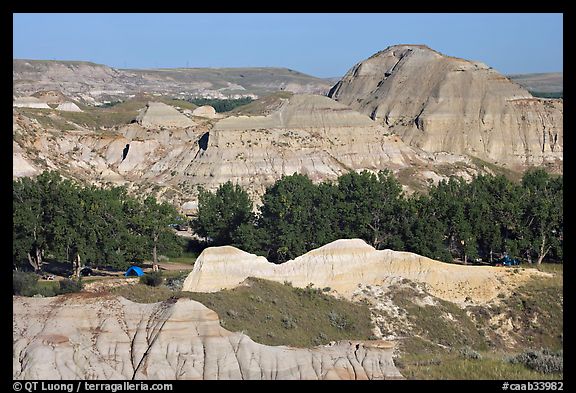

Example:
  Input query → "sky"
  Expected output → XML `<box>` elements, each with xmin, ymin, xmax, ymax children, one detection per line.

<box><xmin>13</xmin><ymin>13</ymin><xmax>563</xmax><ymax>78</ymax></box>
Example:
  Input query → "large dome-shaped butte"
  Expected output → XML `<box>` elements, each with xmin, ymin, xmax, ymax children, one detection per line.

<box><xmin>328</xmin><ymin>45</ymin><xmax>563</xmax><ymax>170</ymax></box>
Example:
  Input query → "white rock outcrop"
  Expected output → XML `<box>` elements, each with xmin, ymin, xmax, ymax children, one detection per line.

<box><xmin>136</xmin><ymin>102</ymin><xmax>196</xmax><ymax>129</ymax></box>
<box><xmin>55</xmin><ymin>102</ymin><xmax>83</xmax><ymax>112</ymax></box>
<box><xmin>192</xmin><ymin>105</ymin><xmax>220</xmax><ymax>119</ymax></box>
<box><xmin>183</xmin><ymin>239</ymin><xmax>539</xmax><ymax>303</ymax></box>
<box><xmin>13</xmin><ymin>96</ymin><xmax>51</xmax><ymax>109</ymax></box>
<box><xmin>13</xmin><ymin>295</ymin><xmax>402</xmax><ymax>380</ymax></box>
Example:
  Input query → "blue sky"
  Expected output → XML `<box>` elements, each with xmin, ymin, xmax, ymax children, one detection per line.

<box><xmin>13</xmin><ymin>13</ymin><xmax>563</xmax><ymax>77</ymax></box>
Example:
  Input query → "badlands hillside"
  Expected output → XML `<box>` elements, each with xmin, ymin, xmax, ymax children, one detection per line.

<box><xmin>13</xmin><ymin>60</ymin><xmax>331</xmax><ymax>104</ymax></box>
<box><xmin>13</xmin><ymin>240</ymin><xmax>562</xmax><ymax>380</ymax></box>
<box><xmin>13</xmin><ymin>92</ymin><xmax>486</xmax><ymax>210</ymax></box>
<box><xmin>329</xmin><ymin>45</ymin><xmax>563</xmax><ymax>171</ymax></box>
<box><xmin>13</xmin><ymin>45</ymin><xmax>563</xmax><ymax>210</ymax></box>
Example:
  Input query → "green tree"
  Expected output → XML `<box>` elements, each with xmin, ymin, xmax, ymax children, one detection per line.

<box><xmin>13</xmin><ymin>171</ymin><xmax>85</xmax><ymax>273</ymax></box>
<box><xmin>427</xmin><ymin>177</ymin><xmax>477</xmax><ymax>263</ymax></box>
<box><xmin>336</xmin><ymin>170</ymin><xmax>406</xmax><ymax>250</ymax></box>
<box><xmin>404</xmin><ymin>194</ymin><xmax>451</xmax><ymax>262</ymax></box>
<box><xmin>258</xmin><ymin>174</ymin><xmax>317</xmax><ymax>262</ymax></box>
<box><xmin>13</xmin><ymin>174</ymin><xmax>50</xmax><ymax>271</ymax></box>
<box><xmin>129</xmin><ymin>196</ymin><xmax>182</xmax><ymax>271</ymax></box>
<box><xmin>520</xmin><ymin>169</ymin><xmax>563</xmax><ymax>264</ymax></box>
<box><xmin>192</xmin><ymin>182</ymin><xmax>254</xmax><ymax>246</ymax></box>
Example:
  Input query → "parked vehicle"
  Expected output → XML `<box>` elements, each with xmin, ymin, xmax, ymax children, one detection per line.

<box><xmin>493</xmin><ymin>254</ymin><xmax>520</xmax><ymax>267</ymax></box>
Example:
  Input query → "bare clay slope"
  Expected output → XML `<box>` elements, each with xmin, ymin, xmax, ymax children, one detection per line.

<box><xmin>13</xmin><ymin>295</ymin><xmax>401</xmax><ymax>380</ymax></box>
<box><xmin>328</xmin><ymin>45</ymin><xmax>563</xmax><ymax>170</ymax></box>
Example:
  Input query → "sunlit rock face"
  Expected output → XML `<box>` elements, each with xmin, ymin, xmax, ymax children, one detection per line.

<box><xmin>329</xmin><ymin>45</ymin><xmax>562</xmax><ymax>170</ymax></box>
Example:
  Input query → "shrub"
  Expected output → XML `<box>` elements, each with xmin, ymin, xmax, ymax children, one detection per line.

<box><xmin>459</xmin><ymin>346</ymin><xmax>482</xmax><ymax>360</ymax></box>
<box><xmin>165</xmin><ymin>272</ymin><xmax>188</xmax><ymax>291</ymax></box>
<box><xmin>58</xmin><ymin>278</ymin><xmax>83</xmax><ymax>294</ymax></box>
<box><xmin>281</xmin><ymin>315</ymin><xmax>297</xmax><ymax>329</ymax></box>
<box><xmin>13</xmin><ymin>271</ymin><xmax>39</xmax><ymax>296</ymax></box>
<box><xmin>140</xmin><ymin>271</ymin><xmax>163</xmax><ymax>287</ymax></box>
<box><xmin>508</xmin><ymin>350</ymin><xmax>563</xmax><ymax>373</ymax></box>
<box><xmin>328</xmin><ymin>311</ymin><xmax>352</xmax><ymax>330</ymax></box>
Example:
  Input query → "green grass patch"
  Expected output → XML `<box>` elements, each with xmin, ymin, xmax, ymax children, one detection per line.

<box><xmin>395</xmin><ymin>167</ymin><xmax>430</xmax><ymax>193</ymax></box>
<box><xmin>468</xmin><ymin>156</ymin><xmax>524</xmax><ymax>183</ymax></box>
<box><xmin>389</xmin><ymin>286</ymin><xmax>487</xmax><ymax>351</ymax></box>
<box><xmin>500</xmin><ymin>274</ymin><xmax>563</xmax><ymax>350</ymax></box>
<box><xmin>231</xmin><ymin>91</ymin><xmax>293</xmax><ymax>116</ymax></box>
<box><xmin>393</xmin><ymin>272</ymin><xmax>563</xmax><ymax>379</ymax></box>
<box><xmin>112</xmin><ymin>283</ymin><xmax>174</xmax><ymax>303</ymax></box>
<box><xmin>113</xmin><ymin>277</ymin><xmax>375</xmax><ymax>348</ymax></box>
<box><xmin>163</xmin><ymin>250</ymin><xmax>197</xmax><ymax>265</ymax></box>
<box><xmin>185</xmin><ymin>279</ymin><xmax>375</xmax><ymax>347</ymax></box>
<box><xmin>398</xmin><ymin>348</ymin><xmax>562</xmax><ymax>380</ymax></box>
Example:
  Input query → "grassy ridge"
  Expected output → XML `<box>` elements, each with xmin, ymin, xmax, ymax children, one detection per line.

<box><xmin>391</xmin><ymin>268</ymin><xmax>563</xmax><ymax>380</ymax></box>
<box><xmin>113</xmin><ymin>277</ymin><xmax>375</xmax><ymax>348</ymax></box>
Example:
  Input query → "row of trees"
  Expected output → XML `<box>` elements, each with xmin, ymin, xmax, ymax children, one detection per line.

<box><xmin>13</xmin><ymin>171</ymin><xmax>184</xmax><ymax>276</ymax></box>
<box><xmin>186</xmin><ymin>97</ymin><xmax>254</xmax><ymax>113</ymax></box>
<box><xmin>193</xmin><ymin>169</ymin><xmax>562</xmax><ymax>265</ymax></box>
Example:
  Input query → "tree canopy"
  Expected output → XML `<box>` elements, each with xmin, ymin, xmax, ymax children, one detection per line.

<box><xmin>192</xmin><ymin>169</ymin><xmax>563</xmax><ymax>265</ymax></box>
<box><xmin>13</xmin><ymin>172</ymin><xmax>185</xmax><ymax>275</ymax></box>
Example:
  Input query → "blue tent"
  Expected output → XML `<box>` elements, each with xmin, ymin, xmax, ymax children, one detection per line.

<box><xmin>124</xmin><ymin>266</ymin><xmax>144</xmax><ymax>277</ymax></box>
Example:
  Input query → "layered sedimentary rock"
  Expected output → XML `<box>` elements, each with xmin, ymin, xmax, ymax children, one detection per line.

<box><xmin>13</xmin><ymin>94</ymin><xmax>478</xmax><ymax>207</ymax></box>
<box><xmin>13</xmin><ymin>295</ymin><xmax>402</xmax><ymax>380</ymax></box>
<box><xmin>183</xmin><ymin>239</ymin><xmax>539</xmax><ymax>304</ymax></box>
<box><xmin>13</xmin><ymin>96</ymin><xmax>51</xmax><ymax>109</ymax></box>
<box><xmin>329</xmin><ymin>45</ymin><xmax>563</xmax><ymax>169</ymax></box>
<box><xmin>136</xmin><ymin>102</ymin><xmax>196</xmax><ymax>129</ymax></box>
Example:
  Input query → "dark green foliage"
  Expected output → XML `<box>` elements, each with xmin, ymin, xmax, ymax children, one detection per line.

<box><xmin>58</xmin><ymin>278</ymin><xmax>83</xmax><ymax>294</ymax></box>
<box><xmin>192</xmin><ymin>182</ymin><xmax>254</xmax><ymax>246</ymax></box>
<box><xmin>13</xmin><ymin>271</ymin><xmax>39</xmax><ymax>296</ymax></box>
<box><xmin>13</xmin><ymin>271</ymin><xmax>79</xmax><ymax>297</ymax></box>
<box><xmin>140</xmin><ymin>271</ymin><xmax>163</xmax><ymax>287</ymax></box>
<box><xmin>528</xmin><ymin>91</ymin><xmax>562</xmax><ymax>99</ymax></box>
<box><xmin>192</xmin><ymin>169</ymin><xmax>562</xmax><ymax>265</ymax></box>
<box><xmin>186</xmin><ymin>97</ymin><xmax>253</xmax><ymax>112</ymax></box>
<box><xmin>13</xmin><ymin>171</ymin><xmax>184</xmax><ymax>275</ymax></box>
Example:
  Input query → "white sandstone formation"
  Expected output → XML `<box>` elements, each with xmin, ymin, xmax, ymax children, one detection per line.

<box><xmin>55</xmin><ymin>102</ymin><xmax>83</xmax><ymax>112</ymax></box>
<box><xmin>13</xmin><ymin>96</ymin><xmax>51</xmax><ymax>109</ymax></box>
<box><xmin>192</xmin><ymin>105</ymin><xmax>221</xmax><ymax>119</ymax></box>
<box><xmin>136</xmin><ymin>102</ymin><xmax>197</xmax><ymax>129</ymax></box>
<box><xmin>183</xmin><ymin>239</ymin><xmax>540</xmax><ymax>304</ymax></box>
<box><xmin>13</xmin><ymin>295</ymin><xmax>402</xmax><ymax>380</ymax></box>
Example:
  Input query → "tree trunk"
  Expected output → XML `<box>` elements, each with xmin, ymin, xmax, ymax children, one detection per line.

<box><xmin>73</xmin><ymin>253</ymin><xmax>81</xmax><ymax>278</ymax></box>
<box><xmin>536</xmin><ymin>232</ymin><xmax>551</xmax><ymax>265</ymax></box>
<box><xmin>27</xmin><ymin>249</ymin><xmax>42</xmax><ymax>272</ymax></box>
<box><xmin>525</xmin><ymin>249</ymin><xmax>533</xmax><ymax>264</ymax></box>
<box><xmin>489</xmin><ymin>249</ymin><xmax>493</xmax><ymax>264</ymax></box>
<box><xmin>152</xmin><ymin>234</ymin><xmax>159</xmax><ymax>272</ymax></box>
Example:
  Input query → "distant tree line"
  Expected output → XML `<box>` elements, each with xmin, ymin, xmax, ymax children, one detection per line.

<box><xmin>528</xmin><ymin>91</ymin><xmax>563</xmax><ymax>99</ymax></box>
<box><xmin>13</xmin><ymin>171</ymin><xmax>184</xmax><ymax>276</ymax></box>
<box><xmin>193</xmin><ymin>169</ymin><xmax>562</xmax><ymax>265</ymax></box>
<box><xmin>186</xmin><ymin>97</ymin><xmax>254</xmax><ymax>112</ymax></box>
